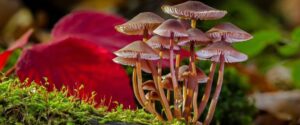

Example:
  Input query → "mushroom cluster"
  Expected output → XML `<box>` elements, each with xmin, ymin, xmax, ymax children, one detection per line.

<box><xmin>113</xmin><ymin>1</ymin><xmax>252</xmax><ymax>125</ymax></box>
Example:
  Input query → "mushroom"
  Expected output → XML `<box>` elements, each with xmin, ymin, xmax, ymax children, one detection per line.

<box><xmin>195</xmin><ymin>41</ymin><xmax>248</xmax><ymax>125</ymax></box>
<box><xmin>161</xmin><ymin>1</ymin><xmax>227</xmax><ymax>21</ymax></box>
<box><xmin>147</xmin><ymin>35</ymin><xmax>180</xmax><ymax>51</ymax></box>
<box><xmin>206</xmin><ymin>22</ymin><xmax>253</xmax><ymax>43</ymax></box>
<box><xmin>115</xmin><ymin>12</ymin><xmax>165</xmax><ymax>41</ymax></box>
<box><xmin>153</xmin><ymin>19</ymin><xmax>188</xmax><ymax>118</ymax></box>
<box><xmin>142</xmin><ymin>80</ymin><xmax>157</xmax><ymax>91</ymax></box>
<box><xmin>113</xmin><ymin>40</ymin><xmax>163</xmax><ymax>120</ymax></box>
<box><xmin>115</xmin><ymin>13</ymin><xmax>173</xmax><ymax>120</ymax></box>
<box><xmin>147</xmin><ymin>35</ymin><xmax>180</xmax><ymax>77</ymax></box>
<box><xmin>162</xmin><ymin>1</ymin><xmax>227</xmax><ymax>28</ymax></box>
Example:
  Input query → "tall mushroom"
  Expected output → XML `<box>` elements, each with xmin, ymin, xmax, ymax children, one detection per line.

<box><xmin>114</xmin><ymin>41</ymin><xmax>163</xmax><ymax>120</ymax></box>
<box><xmin>153</xmin><ymin>19</ymin><xmax>188</xmax><ymax>118</ymax></box>
<box><xmin>194</xmin><ymin>22</ymin><xmax>253</xmax><ymax>123</ymax></box>
<box><xmin>115</xmin><ymin>12</ymin><xmax>174</xmax><ymax>120</ymax></box>
<box><xmin>196</xmin><ymin>42</ymin><xmax>248</xmax><ymax>125</ymax></box>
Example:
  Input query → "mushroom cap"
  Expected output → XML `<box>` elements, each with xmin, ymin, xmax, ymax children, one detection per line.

<box><xmin>145</xmin><ymin>91</ymin><xmax>160</xmax><ymax>101</ymax></box>
<box><xmin>114</xmin><ymin>40</ymin><xmax>159</xmax><ymax>60</ymax></box>
<box><xmin>113</xmin><ymin>57</ymin><xmax>152</xmax><ymax>73</ymax></box>
<box><xmin>178</xmin><ymin>65</ymin><xmax>208</xmax><ymax>83</ymax></box>
<box><xmin>153</xmin><ymin>19</ymin><xmax>188</xmax><ymax>37</ymax></box>
<box><xmin>142</xmin><ymin>80</ymin><xmax>156</xmax><ymax>91</ymax></box>
<box><xmin>115</xmin><ymin>12</ymin><xmax>165</xmax><ymax>35</ymax></box>
<box><xmin>206</xmin><ymin>22</ymin><xmax>253</xmax><ymax>43</ymax></box>
<box><xmin>195</xmin><ymin>68</ymin><xmax>209</xmax><ymax>83</ymax></box>
<box><xmin>196</xmin><ymin>42</ymin><xmax>248</xmax><ymax>63</ymax></box>
<box><xmin>162</xmin><ymin>65</ymin><xmax>208</xmax><ymax>83</ymax></box>
<box><xmin>162</xmin><ymin>77</ymin><xmax>173</xmax><ymax>90</ymax></box>
<box><xmin>178</xmin><ymin>28</ymin><xmax>211</xmax><ymax>46</ymax></box>
<box><xmin>161</xmin><ymin>1</ymin><xmax>227</xmax><ymax>20</ymax></box>
<box><xmin>147</xmin><ymin>35</ymin><xmax>180</xmax><ymax>50</ymax></box>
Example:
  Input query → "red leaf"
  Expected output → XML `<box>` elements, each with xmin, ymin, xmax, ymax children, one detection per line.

<box><xmin>51</xmin><ymin>11</ymin><xmax>140</xmax><ymax>52</ymax></box>
<box><xmin>0</xmin><ymin>29</ymin><xmax>33</xmax><ymax>71</ymax></box>
<box><xmin>16</xmin><ymin>37</ymin><xmax>136</xmax><ymax>109</ymax></box>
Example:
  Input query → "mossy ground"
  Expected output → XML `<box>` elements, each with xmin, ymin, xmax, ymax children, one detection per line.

<box><xmin>0</xmin><ymin>77</ymin><xmax>184</xmax><ymax>125</ymax></box>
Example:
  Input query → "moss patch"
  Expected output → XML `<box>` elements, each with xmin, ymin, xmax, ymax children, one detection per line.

<box><xmin>0</xmin><ymin>77</ymin><xmax>184</xmax><ymax>125</ymax></box>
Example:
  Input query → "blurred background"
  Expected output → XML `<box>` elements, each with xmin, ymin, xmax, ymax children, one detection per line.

<box><xmin>0</xmin><ymin>0</ymin><xmax>300</xmax><ymax>125</ymax></box>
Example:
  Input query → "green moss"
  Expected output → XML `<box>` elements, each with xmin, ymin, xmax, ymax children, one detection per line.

<box><xmin>0</xmin><ymin>77</ymin><xmax>184</xmax><ymax>125</ymax></box>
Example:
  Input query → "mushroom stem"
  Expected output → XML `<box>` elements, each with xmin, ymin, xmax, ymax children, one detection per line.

<box><xmin>190</xmin><ymin>41</ymin><xmax>196</xmax><ymax>75</ymax></box>
<box><xmin>136</xmin><ymin>57</ymin><xmax>163</xmax><ymax>120</ymax></box>
<box><xmin>204</xmin><ymin>55</ymin><xmax>225</xmax><ymax>125</ymax></box>
<box><xmin>143</xmin><ymin>27</ymin><xmax>149</xmax><ymax>42</ymax></box>
<box><xmin>147</xmin><ymin>60</ymin><xmax>173</xmax><ymax>120</ymax></box>
<box><xmin>170</xmin><ymin>32</ymin><xmax>182</xmax><ymax>118</ymax></box>
<box><xmin>191</xmin><ymin>19</ymin><xmax>197</xmax><ymax>28</ymax></box>
<box><xmin>175</xmin><ymin>54</ymin><xmax>181</xmax><ymax>79</ymax></box>
<box><xmin>183</xmin><ymin>75</ymin><xmax>197</xmax><ymax>122</ymax></box>
<box><xmin>182</xmin><ymin>79</ymin><xmax>188</xmax><ymax>110</ymax></box>
<box><xmin>192</xmin><ymin>84</ymin><xmax>199</xmax><ymax>122</ymax></box>
<box><xmin>195</xmin><ymin>62</ymin><xmax>217</xmax><ymax>122</ymax></box>
<box><xmin>132</xmin><ymin>68</ymin><xmax>145</xmax><ymax>107</ymax></box>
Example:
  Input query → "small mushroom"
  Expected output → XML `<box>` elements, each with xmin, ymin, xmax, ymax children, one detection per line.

<box><xmin>114</xmin><ymin>40</ymin><xmax>161</xmax><ymax>119</ymax></box>
<box><xmin>142</xmin><ymin>80</ymin><xmax>156</xmax><ymax>91</ymax></box>
<box><xmin>195</xmin><ymin>41</ymin><xmax>248</xmax><ymax>125</ymax></box>
<box><xmin>145</xmin><ymin>91</ymin><xmax>160</xmax><ymax>101</ymax></box>
<box><xmin>154</xmin><ymin>19</ymin><xmax>188</xmax><ymax>118</ymax></box>
<box><xmin>196</xmin><ymin>42</ymin><xmax>248</xmax><ymax>63</ymax></box>
<box><xmin>114</xmin><ymin>40</ymin><xmax>159</xmax><ymax>60</ymax></box>
<box><xmin>147</xmin><ymin>35</ymin><xmax>180</xmax><ymax>50</ymax></box>
<box><xmin>161</xmin><ymin>1</ymin><xmax>227</xmax><ymax>20</ymax></box>
<box><xmin>115</xmin><ymin>12</ymin><xmax>165</xmax><ymax>40</ymax></box>
<box><xmin>206</xmin><ymin>22</ymin><xmax>253</xmax><ymax>43</ymax></box>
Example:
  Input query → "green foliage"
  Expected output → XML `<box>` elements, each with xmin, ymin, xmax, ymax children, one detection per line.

<box><xmin>278</xmin><ymin>27</ymin><xmax>300</xmax><ymax>56</ymax></box>
<box><xmin>0</xmin><ymin>77</ymin><xmax>181</xmax><ymax>125</ymax></box>
<box><xmin>290</xmin><ymin>60</ymin><xmax>300</xmax><ymax>88</ymax></box>
<box><xmin>234</xmin><ymin>30</ymin><xmax>281</xmax><ymax>57</ymax></box>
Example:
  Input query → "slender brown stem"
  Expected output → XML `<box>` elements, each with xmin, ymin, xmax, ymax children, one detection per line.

<box><xmin>170</xmin><ymin>32</ymin><xmax>182</xmax><ymax>118</ymax></box>
<box><xmin>182</xmin><ymin>79</ymin><xmax>188</xmax><ymax>110</ymax></box>
<box><xmin>146</xmin><ymin>60</ymin><xmax>173</xmax><ymax>120</ymax></box>
<box><xmin>175</xmin><ymin>54</ymin><xmax>181</xmax><ymax>79</ymax></box>
<box><xmin>204</xmin><ymin>55</ymin><xmax>225</xmax><ymax>125</ymax></box>
<box><xmin>132</xmin><ymin>68</ymin><xmax>144</xmax><ymax>107</ymax></box>
<box><xmin>192</xmin><ymin>84</ymin><xmax>199</xmax><ymax>121</ymax></box>
<box><xmin>136</xmin><ymin>57</ymin><xmax>163</xmax><ymax>120</ymax></box>
<box><xmin>190</xmin><ymin>41</ymin><xmax>196</xmax><ymax>75</ymax></box>
<box><xmin>183</xmin><ymin>75</ymin><xmax>197</xmax><ymax>122</ymax></box>
<box><xmin>194</xmin><ymin>62</ymin><xmax>217</xmax><ymax>122</ymax></box>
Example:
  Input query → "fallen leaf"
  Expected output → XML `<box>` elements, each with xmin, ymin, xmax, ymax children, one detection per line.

<box><xmin>16</xmin><ymin>36</ymin><xmax>136</xmax><ymax>109</ymax></box>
